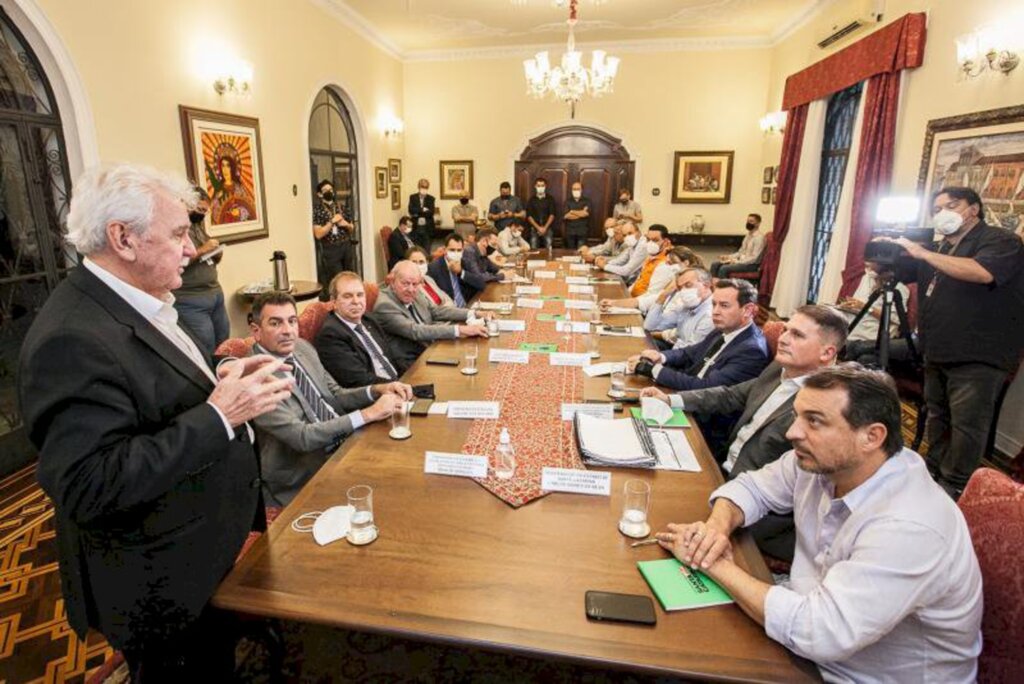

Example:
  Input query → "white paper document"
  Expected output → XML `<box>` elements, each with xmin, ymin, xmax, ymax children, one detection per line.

<box><xmin>427</xmin><ymin>401</ymin><xmax>449</xmax><ymax>415</ymax></box>
<box><xmin>564</xmin><ymin>299</ymin><xmax>596</xmax><ymax>310</ymax></box>
<box><xmin>560</xmin><ymin>403</ymin><xmax>615</xmax><ymax>421</ymax></box>
<box><xmin>496</xmin><ymin>319</ymin><xmax>527</xmax><ymax>332</ymax></box>
<box><xmin>474</xmin><ymin>301</ymin><xmax>508</xmax><ymax>310</ymax></box>
<box><xmin>489</xmin><ymin>348</ymin><xmax>530</xmax><ymax>364</ymax></box>
<box><xmin>424</xmin><ymin>451</ymin><xmax>489</xmax><ymax>478</ymax></box>
<box><xmin>447</xmin><ymin>401</ymin><xmax>501</xmax><ymax>419</ymax></box>
<box><xmin>574</xmin><ymin>414</ymin><xmax>701</xmax><ymax>472</ymax></box>
<box><xmin>650</xmin><ymin>429</ymin><xmax>700</xmax><ymax>472</ymax></box>
<box><xmin>533</xmin><ymin>270</ymin><xmax>556</xmax><ymax>279</ymax></box>
<box><xmin>541</xmin><ymin>467</ymin><xmax>611</xmax><ymax>496</ymax></box>
<box><xmin>569</xmin><ymin>263</ymin><xmax>590</xmax><ymax>272</ymax></box>
<box><xmin>516</xmin><ymin>298</ymin><xmax>544</xmax><ymax>309</ymax></box>
<box><xmin>604</xmin><ymin>306</ymin><xmax>642</xmax><ymax>315</ymax></box>
<box><xmin>515</xmin><ymin>285</ymin><xmax>542</xmax><ymax>295</ymax></box>
<box><xmin>565</xmin><ymin>276</ymin><xmax>590</xmax><ymax>285</ymax></box>
<box><xmin>559</xmin><ymin>256</ymin><xmax>583</xmax><ymax>263</ymax></box>
<box><xmin>582</xmin><ymin>361</ymin><xmax>626</xmax><ymax>377</ymax></box>
<box><xmin>527</xmin><ymin>259</ymin><xmax>547</xmax><ymax>268</ymax></box>
<box><xmin>568</xmin><ymin>285</ymin><xmax>595</xmax><ymax>294</ymax></box>
<box><xmin>555</xmin><ymin>320</ymin><xmax>591</xmax><ymax>333</ymax></box>
<box><xmin>550</xmin><ymin>352</ymin><xmax>592</xmax><ymax>367</ymax></box>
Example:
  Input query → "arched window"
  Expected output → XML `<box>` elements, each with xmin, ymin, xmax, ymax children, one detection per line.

<box><xmin>0</xmin><ymin>7</ymin><xmax>73</xmax><ymax>473</ymax></box>
<box><xmin>308</xmin><ymin>87</ymin><xmax>361</xmax><ymax>274</ymax></box>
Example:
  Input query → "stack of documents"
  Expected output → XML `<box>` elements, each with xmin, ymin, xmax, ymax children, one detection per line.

<box><xmin>573</xmin><ymin>414</ymin><xmax>700</xmax><ymax>471</ymax></box>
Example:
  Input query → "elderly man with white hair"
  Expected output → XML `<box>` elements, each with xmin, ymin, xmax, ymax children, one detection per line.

<box><xmin>372</xmin><ymin>259</ymin><xmax>489</xmax><ymax>369</ymax></box>
<box><xmin>18</xmin><ymin>163</ymin><xmax>292</xmax><ymax>680</ymax></box>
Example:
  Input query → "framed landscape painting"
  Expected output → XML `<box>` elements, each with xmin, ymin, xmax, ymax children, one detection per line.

<box><xmin>918</xmin><ymin>104</ymin><xmax>1024</xmax><ymax>233</ymax></box>
<box><xmin>439</xmin><ymin>160</ymin><xmax>473</xmax><ymax>199</ymax></box>
<box><xmin>179</xmin><ymin>105</ymin><xmax>269</xmax><ymax>243</ymax></box>
<box><xmin>672</xmin><ymin>151</ymin><xmax>734</xmax><ymax>204</ymax></box>
<box><xmin>375</xmin><ymin>166</ymin><xmax>388</xmax><ymax>198</ymax></box>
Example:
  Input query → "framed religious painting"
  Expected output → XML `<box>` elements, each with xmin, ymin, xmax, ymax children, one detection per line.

<box><xmin>439</xmin><ymin>160</ymin><xmax>473</xmax><ymax>199</ymax></box>
<box><xmin>918</xmin><ymin>104</ymin><xmax>1024</xmax><ymax>233</ymax></box>
<box><xmin>388</xmin><ymin>158</ymin><xmax>402</xmax><ymax>184</ymax></box>
<box><xmin>671</xmin><ymin>151</ymin><xmax>734</xmax><ymax>204</ymax></box>
<box><xmin>390</xmin><ymin>184</ymin><xmax>401</xmax><ymax>210</ymax></box>
<box><xmin>179</xmin><ymin>105</ymin><xmax>269</xmax><ymax>243</ymax></box>
<box><xmin>375</xmin><ymin>166</ymin><xmax>388</xmax><ymax>198</ymax></box>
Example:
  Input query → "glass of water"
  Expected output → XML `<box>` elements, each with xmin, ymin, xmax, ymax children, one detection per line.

<box><xmin>389</xmin><ymin>400</ymin><xmax>411</xmax><ymax>440</ymax></box>
<box><xmin>487</xmin><ymin>317</ymin><xmax>500</xmax><ymax>336</ymax></box>
<box><xmin>500</xmin><ymin>293</ymin><xmax>513</xmax><ymax>315</ymax></box>
<box><xmin>461</xmin><ymin>342</ymin><xmax>479</xmax><ymax>375</ymax></box>
<box><xmin>585</xmin><ymin>331</ymin><xmax>601</xmax><ymax>358</ymax></box>
<box><xmin>609</xmin><ymin>368</ymin><xmax>626</xmax><ymax>398</ymax></box>
<box><xmin>618</xmin><ymin>479</ymin><xmax>651</xmax><ymax>539</ymax></box>
<box><xmin>346</xmin><ymin>484</ymin><xmax>378</xmax><ymax>545</ymax></box>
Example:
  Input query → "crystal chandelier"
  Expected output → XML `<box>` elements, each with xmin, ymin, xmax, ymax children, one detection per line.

<box><xmin>523</xmin><ymin>0</ymin><xmax>620</xmax><ymax>118</ymax></box>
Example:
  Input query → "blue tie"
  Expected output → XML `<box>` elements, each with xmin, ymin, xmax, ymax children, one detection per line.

<box><xmin>450</xmin><ymin>271</ymin><xmax>467</xmax><ymax>308</ymax></box>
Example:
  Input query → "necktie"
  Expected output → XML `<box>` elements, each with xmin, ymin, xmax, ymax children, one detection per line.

<box><xmin>287</xmin><ymin>356</ymin><xmax>338</xmax><ymax>423</ymax></box>
<box><xmin>408</xmin><ymin>304</ymin><xmax>425</xmax><ymax>324</ymax></box>
<box><xmin>687</xmin><ymin>335</ymin><xmax>726</xmax><ymax>377</ymax></box>
<box><xmin>354</xmin><ymin>323</ymin><xmax>398</xmax><ymax>380</ymax></box>
<box><xmin>422</xmin><ymin>281</ymin><xmax>442</xmax><ymax>305</ymax></box>
<box><xmin>450</xmin><ymin>271</ymin><xmax>467</xmax><ymax>308</ymax></box>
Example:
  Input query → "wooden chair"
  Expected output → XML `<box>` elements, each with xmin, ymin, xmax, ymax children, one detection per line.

<box><xmin>214</xmin><ymin>336</ymin><xmax>254</xmax><ymax>359</ymax></box>
<box><xmin>379</xmin><ymin>225</ymin><xmax>393</xmax><ymax>267</ymax></box>
<box><xmin>761</xmin><ymin>320</ymin><xmax>784</xmax><ymax>359</ymax></box>
<box><xmin>298</xmin><ymin>300</ymin><xmax>334</xmax><ymax>341</ymax></box>
<box><xmin>727</xmin><ymin>232</ymin><xmax>773</xmax><ymax>288</ymax></box>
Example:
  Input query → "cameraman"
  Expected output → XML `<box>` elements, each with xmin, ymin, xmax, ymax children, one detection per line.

<box><xmin>886</xmin><ymin>186</ymin><xmax>1024</xmax><ymax>499</ymax></box>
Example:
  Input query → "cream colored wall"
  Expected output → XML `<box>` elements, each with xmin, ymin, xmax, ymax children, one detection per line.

<box><xmin>402</xmin><ymin>48</ymin><xmax>773</xmax><ymax>240</ymax></box>
<box><xmin>29</xmin><ymin>0</ymin><xmax>404</xmax><ymax>334</ymax></box>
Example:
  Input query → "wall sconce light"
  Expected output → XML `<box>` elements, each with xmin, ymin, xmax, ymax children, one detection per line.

<box><xmin>212</xmin><ymin>59</ymin><xmax>253</xmax><ymax>96</ymax></box>
<box><xmin>957</xmin><ymin>26</ymin><xmax>1020</xmax><ymax>78</ymax></box>
<box><xmin>759</xmin><ymin>111</ymin><xmax>787</xmax><ymax>135</ymax></box>
<box><xmin>379</xmin><ymin>113</ymin><xmax>404</xmax><ymax>138</ymax></box>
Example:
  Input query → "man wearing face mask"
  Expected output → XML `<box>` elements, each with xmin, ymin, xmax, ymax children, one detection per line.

<box><xmin>596</xmin><ymin>222</ymin><xmax>648</xmax><ymax>282</ymax></box>
<box><xmin>488</xmin><ymin>181</ymin><xmax>526</xmax><ymax>232</ymax></box>
<box><xmin>387</xmin><ymin>216</ymin><xmax>416</xmax><ymax>271</ymax></box>
<box><xmin>173</xmin><ymin>185</ymin><xmax>229</xmax><ymax>358</ymax></box>
<box><xmin>563</xmin><ymin>182</ymin><xmax>592</xmax><ymax>250</ymax></box>
<box><xmin>885</xmin><ymin>186</ymin><xmax>1024</xmax><ymax>499</ymax></box>
<box><xmin>526</xmin><ymin>177</ymin><xmax>558</xmax><ymax>249</ymax></box>
<box><xmin>612</xmin><ymin>189</ymin><xmax>643</xmax><ymax>227</ymax></box>
<box><xmin>407</xmin><ymin>179</ymin><xmax>436</xmax><ymax>250</ymax></box>
<box><xmin>580</xmin><ymin>222</ymin><xmax>625</xmax><ymax>263</ymax></box>
<box><xmin>313</xmin><ymin>180</ymin><xmax>356</xmax><ymax>296</ymax></box>
<box><xmin>427</xmin><ymin>233</ymin><xmax>489</xmax><ymax>306</ymax></box>
<box><xmin>463</xmin><ymin>228</ymin><xmax>507</xmax><ymax>286</ymax></box>
<box><xmin>497</xmin><ymin>219</ymin><xmax>531</xmax><ymax>256</ymax></box>
<box><xmin>710</xmin><ymin>214</ymin><xmax>766</xmax><ymax>278</ymax></box>
<box><xmin>645</xmin><ymin>266</ymin><xmax>715</xmax><ymax>350</ymax></box>
<box><xmin>599</xmin><ymin>225</ymin><xmax>674</xmax><ymax>313</ymax></box>
<box><xmin>451</xmin><ymin>190</ymin><xmax>479</xmax><ymax>240</ymax></box>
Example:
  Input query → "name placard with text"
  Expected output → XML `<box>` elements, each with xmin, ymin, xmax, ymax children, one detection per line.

<box><xmin>424</xmin><ymin>452</ymin><xmax>489</xmax><ymax>479</ymax></box>
<box><xmin>541</xmin><ymin>468</ymin><xmax>611</xmax><ymax>496</ymax></box>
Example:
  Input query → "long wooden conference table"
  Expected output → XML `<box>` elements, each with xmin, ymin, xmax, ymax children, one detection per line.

<box><xmin>214</xmin><ymin>257</ymin><xmax>818</xmax><ymax>682</ymax></box>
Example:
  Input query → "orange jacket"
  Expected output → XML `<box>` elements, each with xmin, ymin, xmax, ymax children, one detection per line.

<box><xmin>630</xmin><ymin>253</ymin><xmax>667</xmax><ymax>297</ymax></box>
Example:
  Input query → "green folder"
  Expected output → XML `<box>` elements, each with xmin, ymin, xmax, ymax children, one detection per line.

<box><xmin>536</xmin><ymin>314</ymin><xmax>567</xmax><ymax>322</ymax></box>
<box><xmin>539</xmin><ymin>295</ymin><xmax>565</xmax><ymax>301</ymax></box>
<box><xmin>629</xmin><ymin>407</ymin><xmax>690</xmax><ymax>428</ymax></box>
<box><xmin>519</xmin><ymin>342</ymin><xmax>558</xmax><ymax>353</ymax></box>
<box><xmin>637</xmin><ymin>558</ymin><xmax>734</xmax><ymax>611</ymax></box>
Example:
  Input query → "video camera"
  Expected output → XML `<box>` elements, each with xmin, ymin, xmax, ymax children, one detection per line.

<box><xmin>864</xmin><ymin>226</ymin><xmax>934</xmax><ymax>283</ymax></box>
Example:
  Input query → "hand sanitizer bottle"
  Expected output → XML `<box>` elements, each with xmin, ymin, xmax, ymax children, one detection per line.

<box><xmin>494</xmin><ymin>427</ymin><xmax>516</xmax><ymax>480</ymax></box>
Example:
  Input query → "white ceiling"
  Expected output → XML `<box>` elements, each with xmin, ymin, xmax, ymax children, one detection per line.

<box><xmin>321</xmin><ymin>0</ymin><xmax>832</xmax><ymax>57</ymax></box>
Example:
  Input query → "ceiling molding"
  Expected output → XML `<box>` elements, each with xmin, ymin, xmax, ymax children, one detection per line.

<box><xmin>308</xmin><ymin>0</ymin><xmax>403</xmax><ymax>60</ymax></box>
<box><xmin>770</xmin><ymin>0</ymin><xmax>840</xmax><ymax>44</ymax></box>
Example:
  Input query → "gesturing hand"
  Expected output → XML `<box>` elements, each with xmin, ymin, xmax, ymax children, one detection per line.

<box><xmin>209</xmin><ymin>356</ymin><xmax>293</xmax><ymax>427</ymax></box>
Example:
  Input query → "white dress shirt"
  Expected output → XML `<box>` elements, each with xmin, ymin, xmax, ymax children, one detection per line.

<box><xmin>83</xmin><ymin>258</ymin><xmax>238</xmax><ymax>440</ymax></box>
<box><xmin>712</xmin><ymin>449</ymin><xmax>982</xmax><ymax>683</ymax></box>
<box><xmin>723</xmin><ymin>369</ymin><xmax>807</xmax><ymax>473</ymax></box>
<box><xmin>636</xmin><ymin>262</ymin><xmax>679</xmax><ymax>313</ymax></box>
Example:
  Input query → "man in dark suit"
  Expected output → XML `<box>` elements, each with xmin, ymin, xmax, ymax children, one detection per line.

<box><xmin>373</xmin><ymin>260</ymin><xmax>489</xmax><ymax>369</ymax></box>
<box><xmin>463</xmin><ymin>228</ymin><xmax>507</xmax><ymax>285</ymax></box>
<box><xmin>18</xmin><ymin>164</ymin><xmax>292</xmax><ymax>680</ymax></box>
<box><xmin>629</xmin><ymin>279</ymin><xmax>770</xmax><ymax>392</ymax></box>
<box><xmin>387</xmin><ymin>215</ymin><xmax>417</xmax><ymax>271</ymax></box>
<box><xmin>315</xmin><ymin>271</ymin><xmax>408</xmax><ymax>387</ymax></box>
<box><xmin>427</xmin><ymin>233</ymin><xmax>489</xmax><ymax>306</ymax></box>
<box><xmin>641</xmin><ymin>304</ymin><xmax>848</xmax><ymax>561</ymax></box>
<box><xmin>407</xmin><ymin>178</ymin><xmax>436</xmax><ymax>250</ymax></box>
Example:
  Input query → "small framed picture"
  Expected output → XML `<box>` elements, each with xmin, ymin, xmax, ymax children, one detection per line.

<box><xmin>439</xmin><ymin>160</ymin><xmax>474</xmax><ymax>200</ymax></box>
<box><xmin>390</xmin><ymin>184</ymin><xmax>401</xmax><ymax>210</ymax></box>
<box><xmin>375</xmin><ymin>166</ymin><xmax>388</xmax><ymax>198</ymax></box>
<box><xmin>772</xmin><ymin>165</ymin><xmax>780</xmax><ymax>183</ymax></box>
<box><xmin>388</xmin><ymin>158</ymin><xmax>402</xmax><ymax>184</ymax></box>
<box><xmin>762</xmin><ymin>166</ymin><xmax>773</xmax><ymax>184</ymax></box>
<box><xmin>761</xmin><ymin>186</ymin><xmax>771</xmax><ymax>204</ymax></box>
<box><xmin>771</xmin><ymin>187</ymin><xmax>778</xmax><ymax>205</ymax></box>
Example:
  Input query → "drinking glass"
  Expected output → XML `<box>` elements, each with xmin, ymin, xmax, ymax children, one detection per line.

<box><xmin>347</xmin><ymin>484</ymin><xmax>379</xmax><ymax>545</ymax></box>
<box><xmin>487</xmin><ymin>317</ymin><xmax>500</xmax><ymax>336</ymax></box>
<box><xmin>618</xmin><ymin>479</ymin><xmax>651</xmax><ymax>539</ymax></box>
<box><xmin>585</xmin><ymin>331</ymin><xmax>601</xmax><ymax>359</ymax></box>
<box><xmin>461</xmin><ymin>342</ymin><xmax>479</xmax><ymax>375</ymax></box>
<box><xmin>609</xmin><ymin>369</ymin><xmax>626</xmax><ymax>398</ymax></box>
<box><xmin>500</xmin><ymin>293</ymin><xmax>513</xmax><ymax>315</ymax></box>
<box><xmin>389</xmin><ymin>401</ymin><xmax>411</xmax><ymax>440</ymax></box>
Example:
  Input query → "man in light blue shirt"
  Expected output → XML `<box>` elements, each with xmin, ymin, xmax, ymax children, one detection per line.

<box><xmin>656</xmin><ymin>365</ymin><xmax>982</xmax><ymax>683</ymax></box>
<box><xmin>595</xmin><ymin>222</ymin><xmax>647</xmax><ymax>281</ymax></box>
<box><xmin>644</xmin><ymin>267</ymin><xmax>714</xmax><ymax>349</ymax></box>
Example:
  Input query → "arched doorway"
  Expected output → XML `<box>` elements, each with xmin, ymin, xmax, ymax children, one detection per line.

<box><xmin>514</xmin><ymin>125</ymin><xmax>635</xmax><ymax>246</ymax></box>
<box><xmin>308</xmin><ymin>86</ymin><xmax>362</xmax><ymax>275</ymax></box>
<box><xmin>0</xmin><ymin>6</ymin><xmax>74</xmax><ymax>474</ymax></box>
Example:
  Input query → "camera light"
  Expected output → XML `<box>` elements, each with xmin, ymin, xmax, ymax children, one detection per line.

<box><xmin>876</xmin><ymin>196</ymin><xmax>921</xmax><ymax>225</ymax></box>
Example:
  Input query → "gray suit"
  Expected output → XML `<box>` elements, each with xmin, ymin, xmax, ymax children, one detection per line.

<box><xmin>372</xmin><ymin>286</ymin><xmax>471</xmax><ymax>368</ymax></box>
<box><xmin>251</xmin><ymin>339</ymin><xmax>374</xmax><ymax>507</ymax></box>
<box><xmin>677</xmin><ymin>361</ymin><xmax>798</xmax><ymax>561</ymax></box>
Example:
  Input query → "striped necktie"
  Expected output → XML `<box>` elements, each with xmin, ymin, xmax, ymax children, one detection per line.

<box><xmin>287</xmin><ymin>356</ymin><xmax>338</xmax><ymax>423</ymax></box>
<box><xmin>354</xmin><ymin>323</ymin><xmax>398</xmax><ymax>380</ymax></box>
<box><xmin>450</xmin><ymin>271</ymin><xmax>467</xmax><ymax>308</ymax></box>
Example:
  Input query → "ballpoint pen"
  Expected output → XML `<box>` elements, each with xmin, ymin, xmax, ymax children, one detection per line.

<box><xmin>630</xmin><ymin>538</ymin><xmax>660</xmax><ymax>547</ymax></box>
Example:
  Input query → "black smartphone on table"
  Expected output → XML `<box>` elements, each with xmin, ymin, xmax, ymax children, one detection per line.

<box><xmin>412</xmin><ymin>384</ymin><xmax>435</xmax><ymax>399</ymax></box>
<box><xmin>410</xmin><ymin>398</ymin><xmax>433</xmax><ymax>416</ymax></box>
<box><xmin>585</xmin><ymin>591</ymin><xmax>656</xmax><ymax>626</ymax></box>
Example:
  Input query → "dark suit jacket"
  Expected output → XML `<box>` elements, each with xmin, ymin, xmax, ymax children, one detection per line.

<box><xmin>677</xmin><ymin>360</ymin><xmax>798</xmax><ymax>561</ymax></box>
<box><xmin>314</xmin><ymin>312</ymin><xmax>407</xmax><ymax>387</ymax></box>
<box><xmin>18</xmin><ymin>265</ymin><xmax>261</xmax><ymax>651</ymax></box>
<box><xmin>655</xmin><ymin>325</ymin><xmax>770</xmax><ymax>392</ymax></box>
<box><xmin>408</xmin><ymin>192</ymin><xmax>436</xmax><ymax>232</ymax></box>
<box><xmin>387</xmin><ymin>228</ymin><xmax>416</xmax><ymax>270</ymax></box>
<box><xmin>427</xmin><ymin>256</ymin><xmax>487</xmax><ymax>303</ymax></box>
<box><xmin>462</xmin><ymin>242</ymin><xmax>503</xmax><ymax>285</ymax></box>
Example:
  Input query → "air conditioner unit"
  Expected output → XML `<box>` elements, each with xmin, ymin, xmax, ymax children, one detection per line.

<box><xmin>817</xmin><ymin>1</ymin><xmax>885</xmax><ymax>49</ymax></box>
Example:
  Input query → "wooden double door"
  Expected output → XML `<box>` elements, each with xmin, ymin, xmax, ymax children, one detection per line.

<box><xmin>514</xmin><ymin>126</ymin><xmax>635</xmax><ymax>246</ymax></box>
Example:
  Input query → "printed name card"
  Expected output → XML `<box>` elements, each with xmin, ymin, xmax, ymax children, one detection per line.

<box><xmin>559</xmin><ymin>256</ymin><xmax>583</xmax><ymax>263</ymax></box>
<box><xmin>541</xmin><ymin>467</ymin><xmax>611</xmax><ymax>496</ymax></box>
<box><xmin>550</xmin><ymin>352</ymin><xmax>592</xmax><ymax>367</ymax></box>
<box><xmin>515</xmin><ymin>285</ymin><xmax>541</xmax><ymax>295</ymax></box>
<box><xmin>555</xmin><ymin>320</ymin><xmax>591</xmax><ymax>333</ymax></box>
<box><xmin>489</xmin><ymin>348</ymin><xmax>530</xmax><ymax>364</ymax></box>
<box><xmin>474</xmin><ymin>301</ymin><xmax>507</xmax><ymax>310</ymax></box>
<box><xmin>568</xmin><ymin>285</ymin><xmax>595</xmax><ymax>294</ymax></box>
<box><xmin>560</xmin><ymin>403</ymin><xmax>615</xmax><ymax>421</ymax></box>
<box><xmin>582</xmin><ymin>362</ymin><xmax>626</xmax><ymax>377</ymax></box>
<box><xmin>424</xmin><ymin>452</ymin><xmax>489</xmax><ymax>479</ymax></box>
<box><xmin>447</xmin><ymin>401</ymin><xmax>501</xmax><ymax>419</ymax></box>
<box><xmin>516</xmin><ymin>298</ymin><xmax>544</xmax><ymax>309</ymax></box>
<box><xmin>564</xmin><ymin>299</ymin><xmax>596</xmax><ymax>310</ymax></box>
<box><xmin>496</xmin><ymin>319</ymin><xmax>527</xmax><ymax>332</ymax></box>
<box><xmin>565</xmin><ymin>276</ymin><xmax>590</xmax><ymax>285</ymax></box>
<box><xmin>533</xmin><ymin>270</ymin><xmax>556</xmax><ymax>279</ymax></box>
<box><xmin>527</xmin><ymin>259</ymin><xmax>547</xmax><ymax>268</ymax></box>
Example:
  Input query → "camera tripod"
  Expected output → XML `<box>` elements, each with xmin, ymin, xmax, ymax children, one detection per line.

<box><xmin>846</xmin><ymin>275</ymin><xmax>920</xmax><ymax>370</ymax></box>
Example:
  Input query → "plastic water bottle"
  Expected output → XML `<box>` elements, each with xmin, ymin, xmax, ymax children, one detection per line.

<box><xmin>494</xmin><ymin>427</ymin><xmax>516</xmax><ymax>480</ymax></box>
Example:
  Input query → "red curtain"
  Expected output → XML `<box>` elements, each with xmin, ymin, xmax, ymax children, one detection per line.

<box><xmin>838</xmin><ymin>70</ymin><xmax>902</xmax><ymax>297</ymax></box>
<box><xmin>758</xmin><ymin>103</ymin><xmax>809</xmax><ymax>301</ymax></box>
